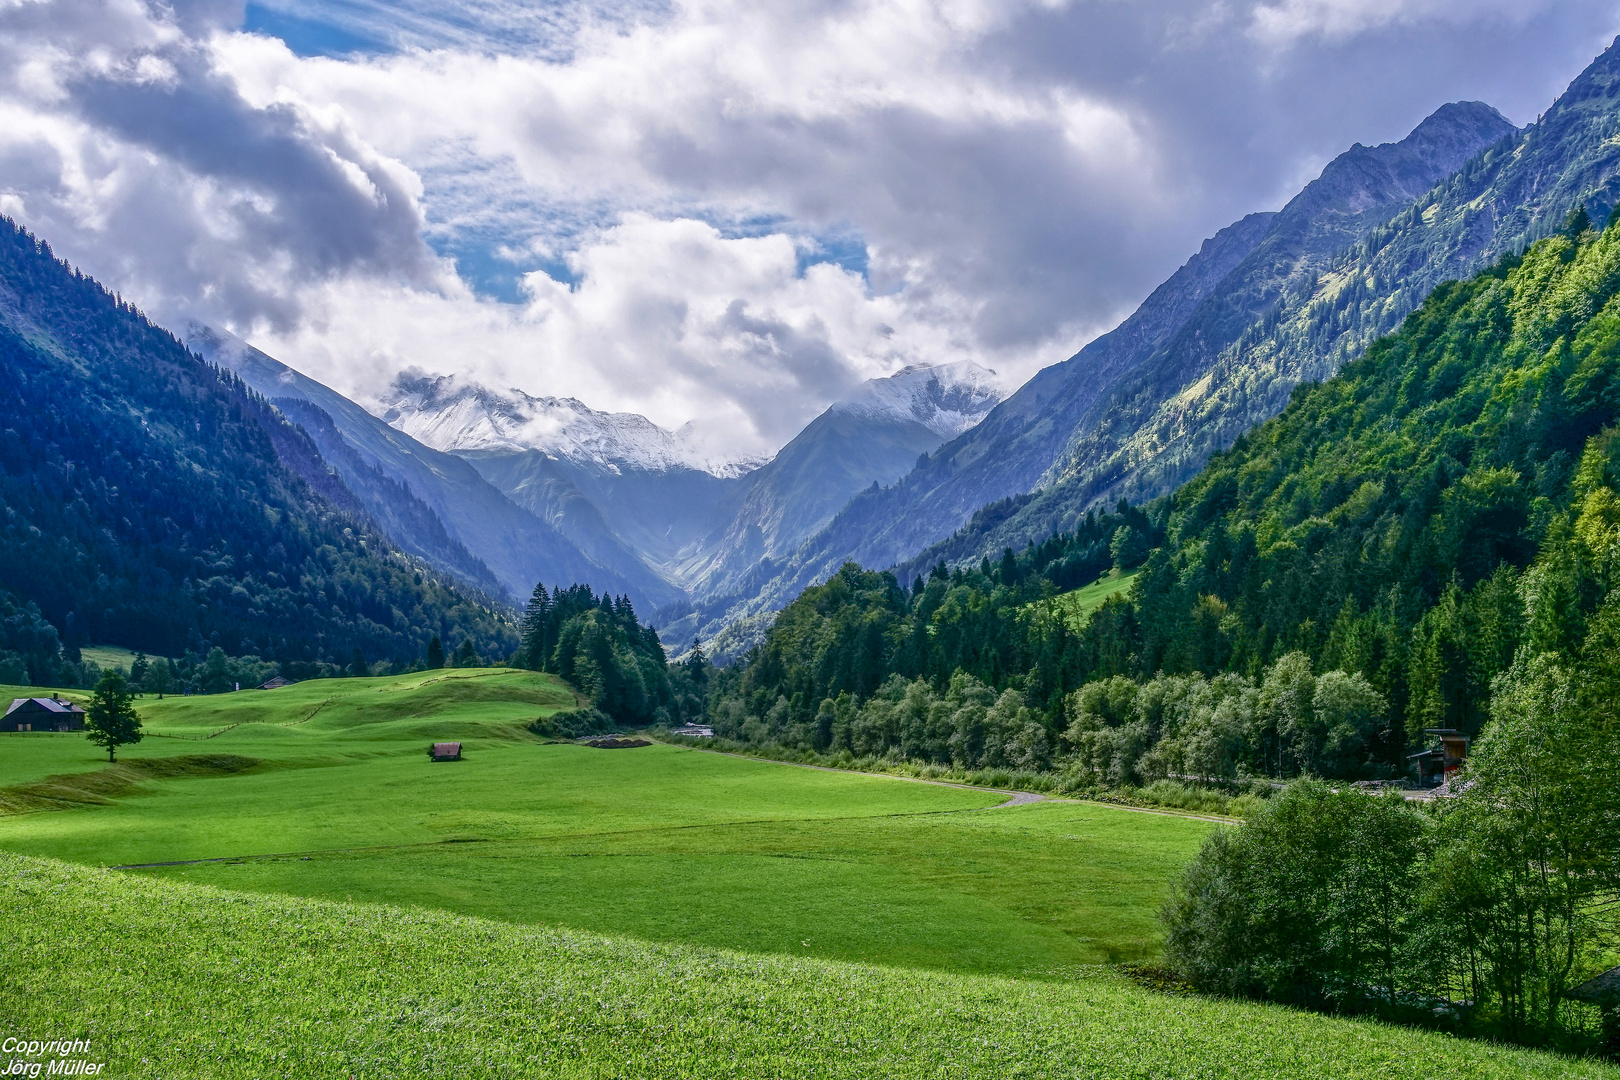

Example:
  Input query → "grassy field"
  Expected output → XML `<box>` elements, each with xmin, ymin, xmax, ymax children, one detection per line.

<box><xmin>3</xmin><ymin>853</ymin><xmax>1613</xmax><ymax>1080</ymax></box>
<box><xmin>77</xmin><ymin>644</ymin><xmax>143</xmax><ymax>671</ymax></box>
<box><xmin>1032</xmin><ymin>569</ymin><xmax>1140</xmax><ymax>631</ymax></box>
<box><xmin>3</xmin><ymin>669</ymin><xmax>1615</xmax><ymax>1076</ymax></box>
<box><xmin>0</xmin><ymin>669</ymin><xmax>1211</xmax><ymax>975</ymax></box>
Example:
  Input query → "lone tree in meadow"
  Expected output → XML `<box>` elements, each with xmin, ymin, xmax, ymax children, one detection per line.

<box><xmin>85</xmin><ymin>670</ymin><xmax>143</xmax><ymax>762</ymax></box>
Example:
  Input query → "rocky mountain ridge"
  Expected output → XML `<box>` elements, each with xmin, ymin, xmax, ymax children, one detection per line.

<box><xmin>377</xmin><ymin>374</ymin><xmax>763</xmax><ymax>479</ymax></box>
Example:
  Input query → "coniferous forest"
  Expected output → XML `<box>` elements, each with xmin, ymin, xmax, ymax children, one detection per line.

<box><xmin>703</xmin><ymin>211</ymin><xmax>1620</xmax><ymax>791</ymax></box>
<box><xmin>0</xmin><ymin>218</ymin><xmax>516</xmax><ymax>684</ymax></box>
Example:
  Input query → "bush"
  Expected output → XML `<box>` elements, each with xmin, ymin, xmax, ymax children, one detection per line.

<box><xmin>1163</xmin><ymin>781</ymin><xmax>1428</xmax><ymax>1012</ymax></box>
<box><xmin>529</xmin><ymin>707</ymin><xmax>616</xmax><ymax>740</ymax></box>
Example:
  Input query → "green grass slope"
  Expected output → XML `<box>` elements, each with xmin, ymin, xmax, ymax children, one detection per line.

<box><xmin>3</xmin><ymin>854</ymin><xmax>1613</xmax><ymax>1080</ymax></box>
<box><xmin>0</xmin><ymin>670</ymin><xmax>1214</xmax><ymax>975</ymax></box>
<box><xmin>1029</xmin><ymin>569</ymin><xmax>1140</xmax><ymax>632</ymax></box>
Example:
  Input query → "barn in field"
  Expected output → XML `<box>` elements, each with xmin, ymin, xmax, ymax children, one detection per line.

<box><xmin>3</xmin><ymin>697</ymin><xmax>87</xmax><ymax>732</ymax></box>
<box><xmin>429</xmin><ymin>742</ymin><xmax>462</xmax><ymax>762</ymax></box>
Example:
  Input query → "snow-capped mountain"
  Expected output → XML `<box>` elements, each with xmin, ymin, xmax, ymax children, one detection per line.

<box><xmin>666</xmin><ymin>361</ymin><xmax>1007</xmax><ymax>607</ymax></box>
<box><xmin>360</xmin><ymin>360</ymin><xmax>1006</xmax><ymax>641</ymax></box>
<box><xmin>831</xmin><ymin>361</ymin><xmax>1005</xmax><ymax>438</ymax></box>
<box><xmin>375</xmin><ymin>374</ymin><xmax>762</xmax><ymax>479</ymax></box>
<box><xmin>187</xmin><ymin>325</ymin><xmax>674</xmax><ymax>608</ymax></box>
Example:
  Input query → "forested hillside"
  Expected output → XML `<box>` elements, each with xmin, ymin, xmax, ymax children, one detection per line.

<box><xmin>909</xmin><ymin>40</ymin><xmax>1620</xmax><ymax>573</ymax></box>
<box><xmin>711</xmin><ymin>100</ymin><xmax>1519</xmax><ymax>627</ymax></box>
<box><xmin>708</xmin><ymin>212</ymin><xmax>1620</xmax><ymax>784</ymax></box>
<box><xmin>0</xmin><ymin>218</ymin><xmax>516</xmax><ymax>679</ymax></box>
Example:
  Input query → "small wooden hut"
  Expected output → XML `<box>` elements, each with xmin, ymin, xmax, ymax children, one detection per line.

<box><xmin>429</xmin><ymin>742</ymin><xmax>463</xmax><ymax>762</ymax></box>
<box><xmin>1569</xmin><ymin>965</ymin><xmax>1620</xmax><ymax>1059</ymax></box>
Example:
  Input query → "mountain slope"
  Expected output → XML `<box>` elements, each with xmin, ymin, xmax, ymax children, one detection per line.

<box><xmin>677</xmin><ymin>362</ymin><xmax>1005</xmax><ymax>599</ymax></box>
<box><xmin>188</xmin><ymin>328</ymin><xmax>666</xmax><ymax>609</ymax></box>
<box><xmin>0</xmin><ymin>219</ymin><xmax>514</xmax><ymax>665</ymax></box>
<box><xmin>910</xmin><ymin>43</ymin><xmax>1620</xmax><ymax>571</ymax></box>
<box><xmin>707</xmin><ymin>214</ymin><xmax>1620</xmax><ymax>781</ymax></box>
<box><xmin>708</xmin><ymin>98</ymin><xmax>1517</xmax><ymax>631</ymax></box>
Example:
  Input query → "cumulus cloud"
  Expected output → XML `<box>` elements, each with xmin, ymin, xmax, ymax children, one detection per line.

<box><xmin>0</xmin><ymin>0</ymin><xmax>1617</xmax><ymax>457</ymax></box>
<box><xmin>252</xmin><ymin>213</ymin><xmax>995</xmax><ymax>459</ymax></box>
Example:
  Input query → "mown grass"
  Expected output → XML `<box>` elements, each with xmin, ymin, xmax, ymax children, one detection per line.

<box><xmin>76</xmin><ymin>644</ymin><xmax>141</xmax><ymax>671</ymax></box>
<box><xmin>2</xmin><ymin>853</ymin><xmax>1613</xmax><ymax>1080</ymax></box>
<box><xmin>1</xmin><ymin>669</ymin><xmax>1219</xmax><ymax>975</ymax></box>
<box><xmin>141</xmin><ymin>797</ymin><xmax>1208</xmax><ymax>973</ymax></box>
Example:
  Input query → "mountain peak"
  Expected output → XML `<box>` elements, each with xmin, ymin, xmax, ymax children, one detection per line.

<box><xmin>374</xmin><ymin>373</ymin><xmax>760</xmax><ymax>478</ymax></box>
<box><xmin>1287</xmin><ymin>100</ymin><xmax>1517</xmax><ymax>219</ymax></box>
<box><xmin>834</xmin><ymin>361</ymin><xmax>1006</xmax><ymax>439</ymax></box>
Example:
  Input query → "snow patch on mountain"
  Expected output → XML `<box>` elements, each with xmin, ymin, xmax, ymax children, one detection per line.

<box><xmin>375</xmin><ymin>373</ymin><xmax>764</xmax><ymax>478</ymax></box>
<box><xmin>834</xmin><ymin>361</ymin><xmax>1006</xmax><ymax>438</ymax></box>
<box><xmin>376</xmin><ymin>362</ymin><xmax>1003</xmax><ymax>478</ymax></box>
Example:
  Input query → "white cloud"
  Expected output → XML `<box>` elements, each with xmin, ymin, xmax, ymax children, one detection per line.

<box><xmin>0</xmin><ymin>0</ymin><xmax>1615</xmax><ymax>459</ymax></box>
<box><xmin>251</xmin><ymin>213</ymin><xmax>1036</xmax><ymax>460</ymax></box>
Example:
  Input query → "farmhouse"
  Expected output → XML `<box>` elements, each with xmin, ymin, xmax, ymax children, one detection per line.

<box><xmin>3</xmin><ymin>696</ymin><xmax>87</xmax><ymax>732</ymax></box>
<box><xmin>258</xmin><ymin>676</ymin><xmax>293</xmax><ymax>690</ymax></box>
<box><xmin>429</xmin><ymin>742</ymin><xmax>462</xmax><ymax>762</ymax></box>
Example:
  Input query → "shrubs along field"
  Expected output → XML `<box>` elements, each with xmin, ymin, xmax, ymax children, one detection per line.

<box><xmin>4</xmin><ymin>853</ymin><xmax>1616</xmax><ymax>1080</ymax></box>
<box><xmin>0</xmin><ymin>670</ymin><xmax>1213</xmax><ymax>975</ymax></box>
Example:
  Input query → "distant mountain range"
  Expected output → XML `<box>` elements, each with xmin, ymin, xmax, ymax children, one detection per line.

<box><xmin>194</xmin><ymin>328</ymin><xmax>1006</xmax><ymax>638</ymax></box>
<box><xmin>378</xmin><ymin>375</ymin><xmax>764</xmax><ymax>479</ymax></box>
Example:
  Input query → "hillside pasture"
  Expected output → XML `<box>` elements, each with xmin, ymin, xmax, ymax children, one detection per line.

<box><xmin>3</xmin><ymin>853</ymin><xmax>1613</xmax><ymax>1080</ymax></box>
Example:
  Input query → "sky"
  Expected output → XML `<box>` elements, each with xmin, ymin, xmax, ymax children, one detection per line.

<box><xmin>1</xmin><ymin>0</ymin><xmax>1618</xmax><ymax>460</ymax></box>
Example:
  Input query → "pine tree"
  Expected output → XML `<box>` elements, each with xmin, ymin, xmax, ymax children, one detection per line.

<box><xmin>520</xmin><ymin>584</ymin><xmax>552</xmax><ymax>669</ymax></box>
<box><xmin>426</xmin><ymin>635</ymin><xmax>445</xmax><ymax>670</ymax></box>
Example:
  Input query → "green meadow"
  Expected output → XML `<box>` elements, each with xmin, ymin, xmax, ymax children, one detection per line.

<box><xmin>4</xmin><ymin>854</ymin><xmax>1614</xmax><ymax>1080</ymax></box>
<box><xmin>0</xmin><ymin>669</ymin><xmax>1207</xmax><ymax>975</ymax></box>
<box><xmin>3</xmin><ymin>669</ymin><xmax>1615</xmax><ymax>1076</ymax></box>
<box><xmin>1032</xmin><ymin>568</ymin><xmax>1140</xmax><ymax>631</ymax></box>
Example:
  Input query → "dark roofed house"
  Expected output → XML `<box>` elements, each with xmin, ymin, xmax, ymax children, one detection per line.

<box><xmin>1569</xmin><ymin>965</ymin><xmax>1620</xmax><ymax>1059</ymax></box>
<box><xmin>1409</xmin><ymin>728</ymin><xmax>1470</xmax><ymax>787</ymax></box>
<box><xmin>3</xmin><ymin>696</ymin><xmax>87</xmax><ymax>732</ymax></box>
<box><xmin>258</xmin><ymin>676</ymin><xmax>293</xmax><ymax>690</ymax></box>
<box><xmin>429</xmin><ymin>742</ymin><xmax>462</xmax><ymax>762</ymax></box>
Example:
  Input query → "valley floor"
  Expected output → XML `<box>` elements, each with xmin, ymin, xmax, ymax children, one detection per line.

<box><xmin>0</xmin><ymin>670</ymin><xmax>1614</xmax><ymax>1076</ymax></box>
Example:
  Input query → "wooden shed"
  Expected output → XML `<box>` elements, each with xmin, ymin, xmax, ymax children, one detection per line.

<box><xmin>258</xmin><ymin>676</ymin><xmax>293</xmax><ymax>690</ymax></box>
<box><xmin>429</xmin><ymin>742</ymin><xmax>462</xmax><ymax>762</ymax></box>
<box><xmin>1408</xmin><ymin>728</ymin><xmax>1470</xmax><ymax>787</ymax></box>
<box><xmin>1569</xmin><ymin>965</ymin><xmax>1620</xmax><ymax>1059</ymax></box>
<box><xmin>3</xmin><ymin>697</ymin><xmax>86</xmax><ymax>732</ymax></box>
